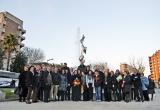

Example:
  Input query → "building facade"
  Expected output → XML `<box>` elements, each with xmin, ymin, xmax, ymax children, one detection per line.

<box><xmin>0</xmin><ymin>11</ymin><xmax>26</xmax><ymax>70</ymax></box>
<box><xmin>149</xmin><ymin>50</ymin><xmax>160</xmax><ymax>83</ymax></box>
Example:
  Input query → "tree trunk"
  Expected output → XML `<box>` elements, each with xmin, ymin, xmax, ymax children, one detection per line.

<box><xmin>6</xmin><ymin>52</ymin><xmax>11</xmax><ymax>71</ymax></box>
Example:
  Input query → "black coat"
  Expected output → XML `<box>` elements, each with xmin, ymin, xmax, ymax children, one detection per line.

<box><xmin>94</xmin><ymin>74</ymin><xmax>102</xmax><ymax>87</ymax></box>
<box><xmin>124</xmin><ymin>75</ymin><xmax>132</xmax><ymax>85</ymax></box>
<box><xmin>40</xmin><ymin>71</ymin><xmax>51</xmax><ymax>87</ymax></box>
<box><xmin>99</xmin><ymin>71</ymin><xmax>105</xmax><ymax>86</ymax></box>
<box><xmin>104</xmin><ymin>75</ymin><xmax>112</xmax><ymax>89</ymax></box>
<box><xmin>25</xmin><ymin>71</ymin><xmax>34</xmax><ymax>87</ymax></box>
<box><xmin>132</xmin><ymin>73</ymin><xmax>142</xmax><ymax>88</ymax></box>
<box><xmin>52</xmin><ymin>72</ymin><xmax>61</xmax><ymax>85</ymax></box>
<box><xmin>148</xmin><ymin>79</ymin><xmax>155</xmax><ymax>89</ymax></box>
<box><xmin>112</xmin><ymin>74</ymin><xmax>118</xmax><ymax>90</ymax></box>
<box><xmin>148</xmin><ymin>78</ymin><xmax>155</xmax><ymax>94</ymax></box>
<box><xmin>66</xmin><ymin>72</ymin><xmax>72</xmax><ymax>85</ymax></box>
<box><xmin>123</xmin><ymin>75</ymin><xmax>132</xmax><ymax>93</ymax></box>
<box><xmin>18</xmin><ymin>71</ymin><xmax>28</xmax><ymax>87</ymax></box>
<box><xmin>63</xmin><ymin>66</ymin><xmax>70</xmax><ymax>73</ymax></box>
<box><xmin>78</xmin><ymin>64</ymin><xmax>87</xmax><ymax>73</ymax></box>
<box><xmin>33</xmin><ymin>71</ymin><xmax>41</xmax><ymax>87</ymax></box>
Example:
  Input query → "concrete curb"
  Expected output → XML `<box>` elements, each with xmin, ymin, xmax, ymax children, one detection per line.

<box><xmin>0</xmin><ymin>98</ymin><xmax>18</xmax><ymax>102</ymax></box>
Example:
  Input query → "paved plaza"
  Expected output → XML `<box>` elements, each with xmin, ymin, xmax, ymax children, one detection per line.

<box><xmin>0</xmin><ymin>89</ymin><xmax>160</xmax><ymax>110</ymax></box>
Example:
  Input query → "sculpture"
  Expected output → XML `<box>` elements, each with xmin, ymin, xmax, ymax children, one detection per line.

<box><xmin>79</xmin><ymin>34</ymin><xmax>87</xmax><ymax>63</ymax></box>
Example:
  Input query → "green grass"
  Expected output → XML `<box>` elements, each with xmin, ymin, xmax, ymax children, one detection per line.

<box><xmin>0</xmin><ymin>88</ymin><xmax>18</xmax><ymax>99</ymax></box>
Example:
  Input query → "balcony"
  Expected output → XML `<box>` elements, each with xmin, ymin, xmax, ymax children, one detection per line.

<box><xmin>21</xmin><ymin>36</ymin><xmax>25</xmax><ymax>41</ymax></box>
<box><xmin>22</xmin><ymin>29</ymin><xmax>26</xmax><ymax>34</ymax></box>
<box><xmin>20</xmin><ymin>43</ymin><xmax>24</xmax><ymax>48</ymax></box>
<box><xmin>18</xmin><ymin>25</ymin><xmax>22</xmax><ymax>31</ymax></box>
<box><xmin>18</xmin><ymin>25</ymin><xmax>26</xmax><ymax>34</ymax></box>
<box><xmin>3</xmin><ymin>21</ymin><xmax>6</xmax><ymax>26</ymax></box>
<box><xmin>1</xmin><ymin>28</ymin><xmax>5</xmax><ymax>33</ymax></box>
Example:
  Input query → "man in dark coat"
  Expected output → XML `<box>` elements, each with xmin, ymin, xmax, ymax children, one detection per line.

<box><xmin>40</xmin><ymin>66</ymin><xmax>52</xmax><ymax>102</ymax></box>
<box><xmin>104</xmin><ymin>72</ymin><xmax>112</xmax><ymax>101</ymax></box>
<box><xmin>148</xmin><ymin>75</ymin><xmax>155</xmax><ymax>101</ymax></box>
<box><xmin>63</xmin><ymin>63</ymin><xmax>70</xmax><ymax>73</ymax></box>
<box><xmin>78</xmin><ymin>62</ymin><xmax>87</xmax><ymax>73</ymax></box>
<box><xmin>25</xmin><ymin>66</ymin><xmax>35</xmax><ymax>104</ymax></box>
<box><xmin>39</xmin><ymin>65</ymin><xmax>47</xmax><ymax>101</ymax></box>
<box><xmin>132</xmin><ymin>72</ymin><xmax>143</xmax><ymax>102</ymax></box>
<box><xmin>99</xmin><ymin>70</ymin><xmax>105</xmax><ymax>101</ymax></box>
<box><xmin>123</xmin><ymin>71</ymin><xmax>132</xmax><ymax>103</ymax></box>
<box><xmin>52</xmin><ymin>67</ymin><xmax>61</xmax><ymax>101</ymax></box>
<box><xmin>111</xmin><ymin>71</ymin><xmax>118</xmax><ymax>101</ymax></box>
<box><xmin>18</xmin><ymin>66</ymin><xmax>28</xmax><ymax>102</ymax></box>
<box><xmin>32</xmin><ymin>65</ymin><xmax>41</xmax><ymax>103</ymax></box>
<box><xmin>65</xmin><ymin>69</ymin><xmax>72</xmax><ymax>100</ymax></box>
<box><xmin>35</xmin><ymin>65</ymin><xmax>43</xmax><ymax>101</ymax></box>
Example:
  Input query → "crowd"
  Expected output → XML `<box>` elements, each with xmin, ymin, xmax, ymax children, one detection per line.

<box><xmin>18</xmin><ymin>62</ymin><xmax>156</xmax><ymax>104</ymax></box>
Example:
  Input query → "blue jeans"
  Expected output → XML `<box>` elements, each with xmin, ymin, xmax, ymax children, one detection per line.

<box><xmin>95</xmin><ymin>86</ymin><xmax>101</xmax><ymax>101</ymax></box>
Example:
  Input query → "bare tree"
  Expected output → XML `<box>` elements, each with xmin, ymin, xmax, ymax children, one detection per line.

<box><xmin>22</xmin><ymin>47</ymin><xmax>45</xmax><ymax>64</ymax></box>
<box><xmin>128</xmin><ymin>57</ymin><xmax>145</xmax><ymax>73</ymax></box>
<box><xmin>90</xmin><ymin>62</ymin><xmax>109</xmax><ymax>71</ymax></box>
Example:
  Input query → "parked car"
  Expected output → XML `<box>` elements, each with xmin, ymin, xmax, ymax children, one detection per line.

<box><xmin>0</xmin><ymin>80</ymin><xmax>11</xmax><ymax>88</ymax></box>
<box><xmin>0</xmin><ymin>70</ymin><xmax>19</xmax><ymax>88</ymax></box>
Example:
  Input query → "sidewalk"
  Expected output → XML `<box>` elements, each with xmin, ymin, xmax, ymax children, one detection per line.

<box><xmin>0</xmin><ymin>89</ymin><xmax>160</xmax><ymax>110</ymax></box>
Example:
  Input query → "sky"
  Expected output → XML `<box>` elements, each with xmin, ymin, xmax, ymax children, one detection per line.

<box><xmin>0</xmin><ymin>0</ymin><xmax>160</xmax><ymax>73</ymax></box>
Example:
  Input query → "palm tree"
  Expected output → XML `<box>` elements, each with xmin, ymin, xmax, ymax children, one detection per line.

<box><xmin>3</xmin><ymin>34</ymin><xmax>18</xmax><ymax>70</ymax></box>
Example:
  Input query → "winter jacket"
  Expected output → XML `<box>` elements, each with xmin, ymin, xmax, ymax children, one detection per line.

<box><xmin>123</xmin><ymin>74</ymin><xmax>132</xmax><ymax>93</ymax></box>
<box><xmin>18</xmin><ymin>71</ymin><xmax>27</xmax><ymax>87</ymax></box>
<box><xmin>52</xmin><ymin>72</ymin><xmax>61</xmax><ymax>85</ymax></box>
<box><xmin>104</xmin><ymin>75</ymin><xmax>112</xmax><ymax>89</ymax></box>
<box><xmin>33</xmin><ymin>71</ymin><xmax>41</xmax><ymax>87</ymax></box>
<box><xmin>148</xmin><ymin>78</ymin><xmax>155</xmax><ymax>89</ymax></box>
<box><xmin>78</xmin><ymin>64</ymin><xmax>87</xmax><ymax>73</ymax></box>
<box><xmin>132</xmin><ymin>73</ymin><xmax>142</xmax><ymax>88</ymax></box>
<box><xmin>59</xmin><ymin>74</ymin><xmax>68</xmax><ymax>91</ymax></box>
<box><xmin>94</xmin><ymin>74</ymin><xmax>102</xmax><ymax>87</ymax></box>
<box><xmin>40</xmin><ymin>71</ymin><xmax>53</xmax><ymax>87</ymax></box>
<box><xmin>112</xmin><ymin>74</ymin><xmax>118</xmax><ymax>90</ymax></box>
<box><xmin>141</xmin><ymin>76</ymin><xmax>149</xmax><ymax>91</ymax></box>
<box><xmin>99</xmin><ymin>71</ymin><xmax>105</xmax><ymax>86</ymax></box>
<box><xmin>66</xmin><ymin>72</ymin><xmax>72</xmax><ymax>85</ymax></box>
<box><xmin>25</xmin><ymin>71</ymin><xmax>34</xmax><ymax>87</ymax></box>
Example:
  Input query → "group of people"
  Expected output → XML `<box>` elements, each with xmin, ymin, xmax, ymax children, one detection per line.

<box><xmin>18</xmin><ymin>62</ymin><xmax>156</xmax><ymax>104</ymax></box>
